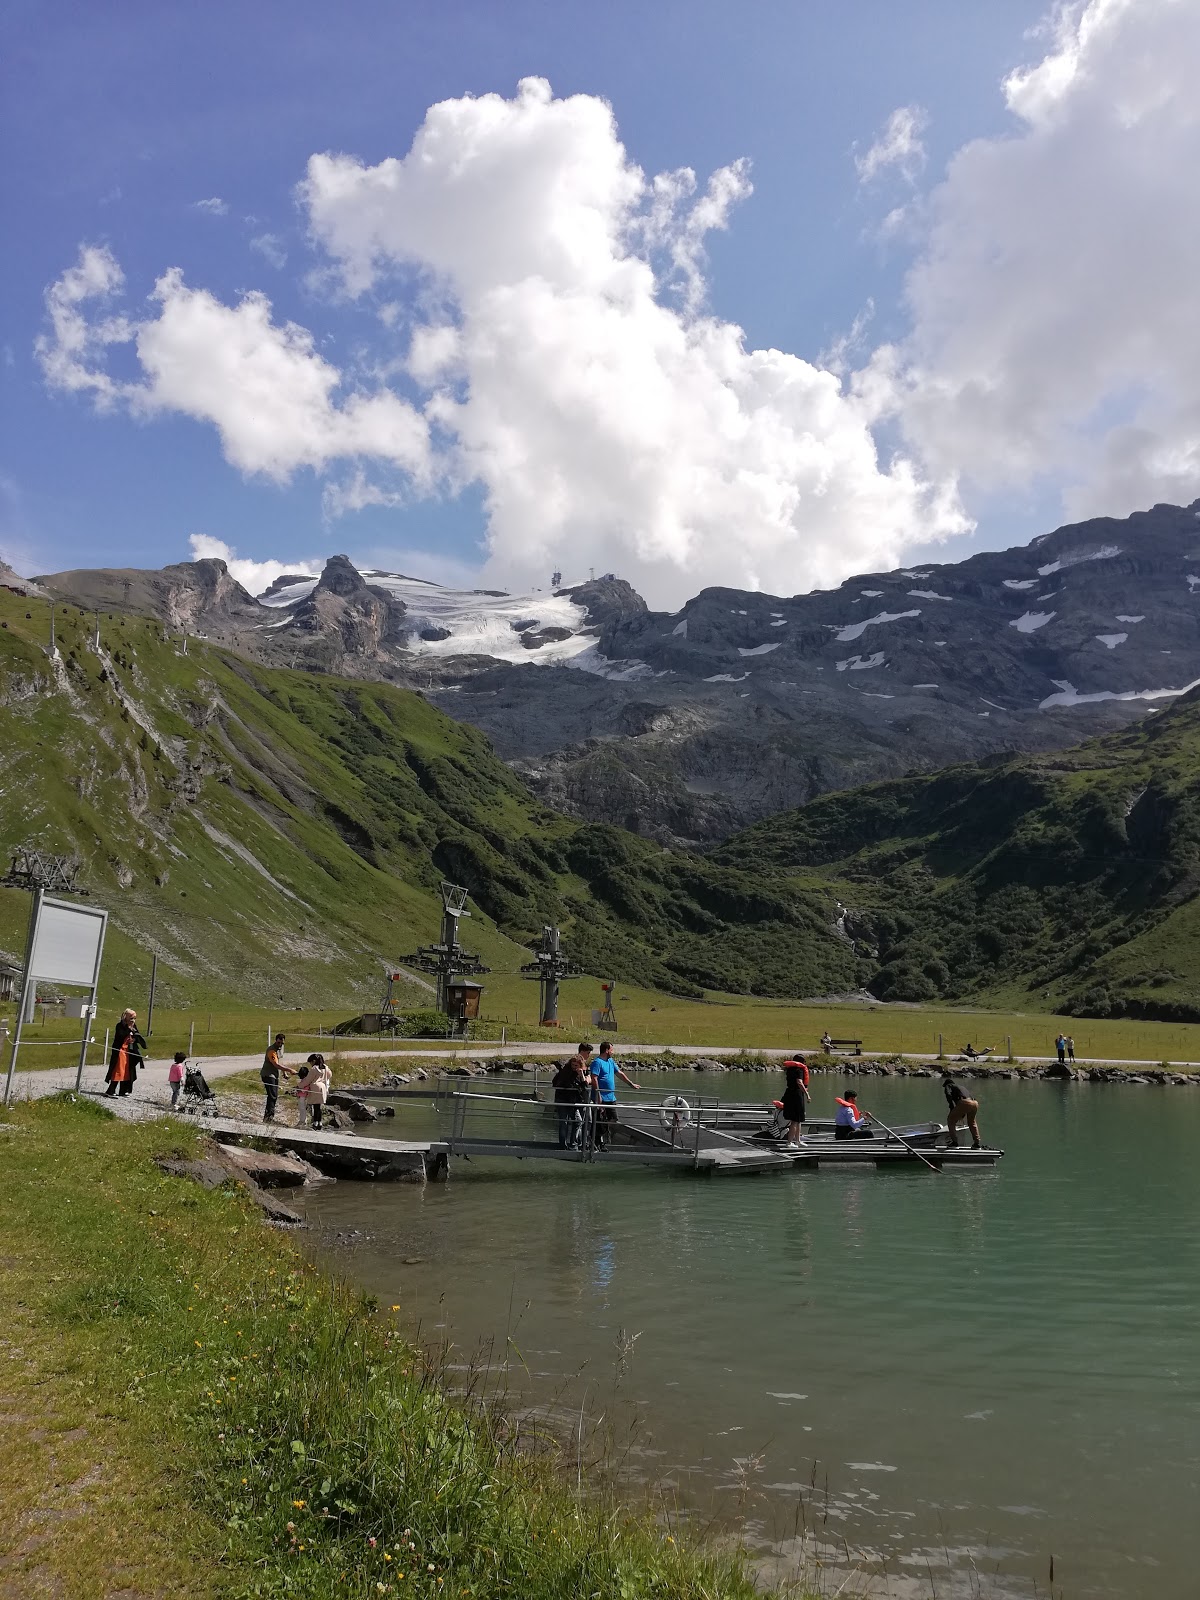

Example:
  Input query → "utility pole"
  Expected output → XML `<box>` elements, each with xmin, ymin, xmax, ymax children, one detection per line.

<box><xmin>146</xmin><ymin>953</ymin><xmax>158</xmax><ymax>1036</ymax></box>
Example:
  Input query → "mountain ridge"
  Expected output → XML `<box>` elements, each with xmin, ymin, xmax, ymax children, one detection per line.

<box><xmin>32</xmin><ymin>498</ymin><xmax>1200</xmax><ymax>843</ymax></box>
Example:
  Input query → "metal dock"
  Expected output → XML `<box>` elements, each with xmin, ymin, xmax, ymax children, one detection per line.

<box><xmin>189</xmin><ymin>1088</ymin><xmax>1002</xmax><ymax>1181</ymax></box>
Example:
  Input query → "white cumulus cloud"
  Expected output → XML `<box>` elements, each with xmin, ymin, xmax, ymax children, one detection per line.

<box><xmin>194</xmin><ymin>197</ymin><xmax>228</xmax><ymax>216</ymax></box>
<box><xmin>300</xmin><ymin>77</ymin><xmax>966</xmax><ymax>604</ymax></box>
<box><xmin>855</xmin><ymin>105</ymin><xmax>928</xmax><ymax>183</ymax></box>
<box><xmin>188</xmin><ymin>535</ymin><xmax>320</xmax><ymax>594</ymax></box>
<box><xmin>37</xmin><ymin>247</ymin><xmax>431</xmax><ymax>483</ymax></box>
<box><xmin>878</xmin><ymin>0</ymin><xmax>1200</xmax><ymax>522</ymax></box>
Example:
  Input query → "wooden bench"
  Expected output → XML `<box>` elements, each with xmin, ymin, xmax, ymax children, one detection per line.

<box><xmin>825</xmin><ymin>1038</ymin><xmax>863</xmax><ymax>1055</ymax></box>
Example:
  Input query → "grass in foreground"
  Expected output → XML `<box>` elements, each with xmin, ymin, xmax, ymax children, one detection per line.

<box><xmin>0</xmin><ymin>1096</ymin><xmax>781</xmax><ymax>1600</ymax></box>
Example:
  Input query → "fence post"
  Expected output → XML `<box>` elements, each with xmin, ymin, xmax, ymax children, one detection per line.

<box><xmin>937</xmin><ymin>1033</ymin><xmax>943</xmax><ymax>1059</ymax></box>
<box><xmin>189</xmin><ymin>1019</ymin><xmax>195</xmax><ymax>1055</ymax></box>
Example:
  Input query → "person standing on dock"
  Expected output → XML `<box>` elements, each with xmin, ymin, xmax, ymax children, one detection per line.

<box><xmin>1055</xmin><ymin>1034</ymin><xmax>1067</xmax><ymax>1065</ymax></box>
<box><xmin>834</xmin><ymin>1090</ymin><xmax>871</xmax><ymax>1140</ymax></box>
<box><xmin>104</xmin><ymin>1008</ymin><xmax>146</xmax><ymax>1098</ymax></box>
<box><xmin>1066</xmin><ymin>1035</ymin><xmax>1076</xmax><ymax>1063</ymax></box>
<box><xmin>941</xmin><ymin>1071</ymin><xmax>983</xmax><ymax>1149</ymax></box>
<box><xmin>260</xmin><ymin>1032</ymin><xmax>292</xmax><ymax>1123</ymax></box>
<box><xmin>555</xmin><ymin>1049</ymin><xmax>589</xmax><ymax>1148</ymax></box>
<box><xmin>553</xmin><ymin>1047</ymin><xmax>590</xmax><ymax>1149</ymax></box>
<box><xmin>590</xmin><ymin>1041</ymin><xmax>640</xmax><ymax>1151</ymax></box>
<box><xmin>781</xmin><ymin>1055</ymin><xmax>810</xmax><ymax>1144</ymax></box>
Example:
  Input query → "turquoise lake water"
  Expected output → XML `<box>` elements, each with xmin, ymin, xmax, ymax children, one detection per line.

<box><xmin>294</xmin><ymin>1075</ymin><xmax>1200</xmax><ymax>1599</ymax></box>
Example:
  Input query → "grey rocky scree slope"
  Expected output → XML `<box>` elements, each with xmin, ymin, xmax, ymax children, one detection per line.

<box><xmin>34</xmin><ymin>499</ymin><xmax>1200</xmax><ymax>844</ymax></box>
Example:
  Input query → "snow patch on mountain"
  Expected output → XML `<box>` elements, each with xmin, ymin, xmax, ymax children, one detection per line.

<box><xmin>1037</xmin><ymin>544</ymin><xmax>1121</xmax><ymax>578</ymax></box>
<box><xmin>833</xmin><ymin>609</ymin><xmax>920</xmax><ymax>643</ymax></box>
<box><xmin>1010</xmin><ymin>611</ymin><xmax>1056</xmax><ymax>633</ymax></box>
<box><xmin>738</xmin><ymin>641</ymin><xmax>782</xmax><ymax>657</ymax></box>
<box><xmin>908</xmin><ymin>589</ymin><xmax>953</xmax><ymax>601</ymax></box>
<box><xmin>1039</xmin><ymin>676</ymin><xmax>1200</xmax><ymax>710</ymax></box>
<box><xmin>1003</xmin><ymin>579</ymin><xmax>1038</xmax><ymax>590</ymax></box>
<box><xmin>1096</xmin><ymin>633</ymin><xmax>1128</xmax><ymax>649</ymax></box>
<box><xmin>837</xmin><ymin>651</ymin><xmax>886</xmax><ymax>672</ymax></box>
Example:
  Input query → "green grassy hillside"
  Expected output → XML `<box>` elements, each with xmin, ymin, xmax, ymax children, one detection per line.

<box><xmin>712</xmin><ymin>692</ymin><xmax>1200</xmax><ymax>1019</ymax></box>
<box><xmin>0</xmin><ymin>591</ymin><xmax>857</xmax><ymax>1011</ymax></box>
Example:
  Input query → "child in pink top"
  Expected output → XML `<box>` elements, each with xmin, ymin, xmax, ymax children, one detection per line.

<box><xmin>168</xmin><ymin>1051</ymin><xmax>187</xmax><ymax>1109</ymax></box>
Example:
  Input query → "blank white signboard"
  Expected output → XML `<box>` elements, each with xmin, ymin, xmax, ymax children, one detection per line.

<box><xmin>30</xmin><ymin>900</ymin><xmax>107</xmax><ymax>985</ymax></box>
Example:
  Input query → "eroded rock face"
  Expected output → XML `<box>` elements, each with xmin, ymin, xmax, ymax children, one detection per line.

<box><xmin>290</xmin><ymin>555</ymin><xmax>409</xmax><ymax>662</ymax></box>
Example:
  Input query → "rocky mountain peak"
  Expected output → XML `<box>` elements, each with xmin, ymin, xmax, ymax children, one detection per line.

<box><xmin>314</xmin><ymin>553</ymin><xmax>372</xmax><ymax>599</ymax></box>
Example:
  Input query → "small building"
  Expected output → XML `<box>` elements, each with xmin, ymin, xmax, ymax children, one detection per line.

<box><xmin>444</xmin><ymin>980</ymin><xmax>483</xmax><ymax>1022</ymax></box>
<box><xmin>0</xmin><ymin>958</ymin><xmax>20</xmax><ymax>1004</ymax></box>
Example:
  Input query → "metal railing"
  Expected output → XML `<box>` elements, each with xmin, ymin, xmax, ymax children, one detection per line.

<box><xmin>432</xmin><ymin>1085</ymin><xmax>762</xmax><ymax>1169</ymax></box>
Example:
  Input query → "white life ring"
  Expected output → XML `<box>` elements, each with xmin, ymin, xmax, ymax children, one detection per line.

<box><xmin>659</xmin><ymin>1094</ymin><xmax>692</xmax><ymax>1132</ymax></box>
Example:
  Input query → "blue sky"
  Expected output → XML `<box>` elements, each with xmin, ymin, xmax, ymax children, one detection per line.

<box><xmin>5</xmin><ymin>0</ymin><xmax>1195</xmax><ymax>604</ymax></box>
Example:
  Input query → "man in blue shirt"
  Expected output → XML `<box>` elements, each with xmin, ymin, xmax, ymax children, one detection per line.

<box><xmin>589</xmin><ymin>1040</ymin><xmax>640</xmax><ymax>1151</ymax></box>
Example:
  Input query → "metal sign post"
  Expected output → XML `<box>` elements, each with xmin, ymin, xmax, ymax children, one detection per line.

<box><xmin>4</xmin><ymin>893</ymin><xmax>108</xmax><ymax>1105</ymax></box>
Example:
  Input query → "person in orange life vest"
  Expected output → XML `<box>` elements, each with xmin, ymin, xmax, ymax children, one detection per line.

<box><xmin>780</xmin><ymin>1055</ymin><xmax>809</xmax><ymax>1145</ymax></box>
<box><xmin>834</xmin><ymin>1089</ymin><xmax>871</xmax><ymax>1140</ymax></box>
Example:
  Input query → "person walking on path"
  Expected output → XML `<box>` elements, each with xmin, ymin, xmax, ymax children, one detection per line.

<box><xmin>1066</xmin><ymin>1035</ymin><xmax>1076</xmax><ymax>1063</ymax></box>
<box><xmin>260</xmin><ymin>1033</ymin><xmax>291</xmax><ymax>1123</ymax></box>
<box><xmin>589</xmin><ymin>1041</ymin><xmax>640</xmax><ymax>1151</ymax></box>
<box><xmin>104</xmin><ymin>1009</ymin><xmax>146</xmax><ymax>1098</ymax></box>
<box><xmin>168</xmin><ymin>1051</ymin><xmax>187</xmax><ymax>1109</ymax></box>
<box><xmin>1055</xmin><ymin>1034</ymin><xmax>1067</xmax><ymax>1065</ymax></box>
<box><xmin>305</xmin><ymin>1054</ymin><xmax>331</xmax><ymax>1131</ymax></box>
<box><xmin>942</xmin><ymin>1071</ymin><xmax>983</xmax><ymax>1149</ymax></box>
<box><xmin>834</xmin><ymin>1090</ymin><xmax>871</xmax><ymax>1141</ymax></box>
<box><xmin>781</xmin><ymin>1055</ymin><xmax>810</xmax><ymax>1145</ymax></box>
<box><xmin>553</xmin><ymin>1046</ymin><xmax>590</xmax><ymax>1149</ymax></box>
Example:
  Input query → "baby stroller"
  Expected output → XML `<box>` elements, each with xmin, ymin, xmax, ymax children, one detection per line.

<box><xmin>181</xmin><ymin>1064</ymin><xmax>219</xmax><ymax>1117</ymax></box>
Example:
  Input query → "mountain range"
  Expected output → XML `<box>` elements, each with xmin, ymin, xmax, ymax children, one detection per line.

<box><xmin>29</xmin><ymin>499</ymin><xmax>1200</xmax><ymax>845</ymax></box>
<box><xmin>4</xmin><ymin>542</ymin><xmax>1200</xmax><ymax>1019</ymax></box>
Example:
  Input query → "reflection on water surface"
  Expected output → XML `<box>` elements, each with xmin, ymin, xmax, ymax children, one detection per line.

<box><xmin>295</xmin><ymin>1076</ymin><xmax>1200</xmax><ymax>1600</ymax></box>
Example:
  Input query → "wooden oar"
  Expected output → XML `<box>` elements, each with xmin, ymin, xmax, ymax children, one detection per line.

<box><xmin>864</xmin><ymin>1111</ymin><xmax>944</xmax><ymax>1174</ymax></box>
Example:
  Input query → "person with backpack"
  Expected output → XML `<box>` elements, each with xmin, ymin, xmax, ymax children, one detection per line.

<box><xmin>260</xmin><ymin>1033</ymin><xmax>291</xmax><ymax>1123</ymax></box>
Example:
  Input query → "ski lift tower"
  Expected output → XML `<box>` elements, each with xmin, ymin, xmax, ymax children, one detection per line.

<box><xmin>399</xmin><ymin>882</ymin><xmax>489</xmax><ymax>1031</ymax></box>
<box><xmin>2</xmin><ymin>847</ymin><xmax>88</xmax><ymax>896</ymax></box>
<box><xmin>520</xmin><ymin>924</ymin><xmax>576</xmax><ymax>1026</ymax></box>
